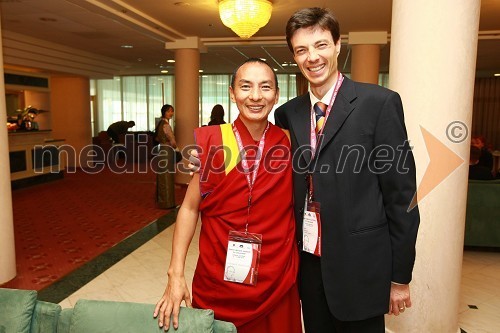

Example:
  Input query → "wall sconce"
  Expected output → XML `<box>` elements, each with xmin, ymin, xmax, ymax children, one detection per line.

<box><xmin>218</xmin><ymin>0</ymin><xmax>273</xmax><ymax>39</ymax></box>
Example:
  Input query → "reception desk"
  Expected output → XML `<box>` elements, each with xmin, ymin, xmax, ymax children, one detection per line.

<box><xmin>8</xmin><ymin>130</ymin><xmax>65</xmax><ymax>187</ymax></box>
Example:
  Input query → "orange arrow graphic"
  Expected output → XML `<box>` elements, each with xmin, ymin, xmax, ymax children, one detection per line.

<box><xmin>409</xmin><ymin>126</ymin><xmax>465</xmax><ymax>211</ymax></box>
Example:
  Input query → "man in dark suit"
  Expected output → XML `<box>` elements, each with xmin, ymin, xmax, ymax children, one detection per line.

<box><xmin>275</xmin><ymin>7</ymin><xmax>420</xmax><ymax>332</ymax></box>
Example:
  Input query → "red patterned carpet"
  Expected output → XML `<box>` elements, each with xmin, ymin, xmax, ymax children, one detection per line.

<box><xmin>1</xmin><ymin>165</ymin><xmax>186</xmax><ymax>291</ymax></box>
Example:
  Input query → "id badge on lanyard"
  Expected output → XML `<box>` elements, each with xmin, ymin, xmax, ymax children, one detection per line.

<box><xmin>223</xmin><ymin>122</ymin><xmax>268</xmax><ymax>286</ymax></box>
<box><xmin>303</xmin><ymin>175</ymin><xmax>322</xmax><ymax>256</ymax></box>
<box><xmin>302</xmin><ymin>72</ymin><xmax>343</xmax><ymax>257</ymax></box>
<box><xmin>224</xmin><ymin>230</ymin><xmax>262</xmax><ymax>286</ymax></box>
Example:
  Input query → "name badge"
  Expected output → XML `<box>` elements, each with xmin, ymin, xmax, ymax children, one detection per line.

<box><xmin>224</xmin><ymin>230</ymin><xmax>262</xmax><ymax>286</ymax></box>
<box><xmin>303</xmin><ymin>201</ymin><xmax>321</xmax><ymax>257</ymax></box>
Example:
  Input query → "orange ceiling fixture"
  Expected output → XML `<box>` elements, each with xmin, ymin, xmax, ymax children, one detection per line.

<box><xmin>218</xmin><ymin>0</ymin><xmax>273</xmax><ymax>39</ymax></box>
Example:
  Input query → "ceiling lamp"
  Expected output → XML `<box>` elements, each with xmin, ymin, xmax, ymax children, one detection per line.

<box><xmin>218</xmin><ymin>0</ymin><xmax>273</xmax><ymax>39</ymax></box>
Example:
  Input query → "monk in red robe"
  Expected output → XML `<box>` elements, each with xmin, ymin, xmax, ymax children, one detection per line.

<box><xmin>154</xmin><ymin>58</ymin><xmax>301</xmax><ymax>333</ymax></box>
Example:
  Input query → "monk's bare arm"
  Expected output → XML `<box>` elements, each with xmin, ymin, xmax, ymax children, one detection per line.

<box><xmin>154</xmin><ymin>174</ymin><xmax>201</xmax><ymax>330</ymax></box>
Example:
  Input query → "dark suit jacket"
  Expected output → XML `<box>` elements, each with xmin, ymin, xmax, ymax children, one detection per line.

<box><xmin>275</xmin><ymin>77</ymin><xmax>420</xmax><ymax>321</ymax></box>
<box><xmin>469</xmin><ymin>164</ymin><xmax>494</xmax><ymax>180</ymax></box>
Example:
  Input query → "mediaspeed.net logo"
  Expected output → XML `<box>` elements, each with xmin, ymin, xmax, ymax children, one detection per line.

<box><xmin>408</xmin><ymin>121</ymin><xmax>467</xmax><ymax>211</ymax></box>
<box><xmin>30</xmin><ymin>121</ymin><xmax>468</xmax><ymax>212</ymax></box>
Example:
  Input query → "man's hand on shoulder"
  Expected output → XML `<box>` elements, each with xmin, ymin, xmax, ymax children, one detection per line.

<box><xmin>187</xmin><ymin>149</ymin><xmax>200</xmax><ymax>175</ymax></box>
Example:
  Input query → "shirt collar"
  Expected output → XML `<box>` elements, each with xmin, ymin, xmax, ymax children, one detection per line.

<box><xmin>309</xmin><ymin>83</ymin><xmax>336</xmax><ymax>108</ymax></box>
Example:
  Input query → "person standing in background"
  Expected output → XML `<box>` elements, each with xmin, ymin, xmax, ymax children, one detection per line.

<box><xmin>155</xmin><ymin>104</ymin><xmax>177</xmax><ymax>209</ymax></box>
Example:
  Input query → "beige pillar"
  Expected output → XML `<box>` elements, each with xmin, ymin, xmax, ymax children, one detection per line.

<box><xmin>348</xmin><ymin>32</ymin><xmax>387</xmax><ymax>84</ymax></box>
<box><xmin>351</xmin><ymin>45</ymin><xmax>380</xmax><ymax>84</ymax></box>
<box><xmin>174</xmin><ymin>48</ymin><xmax>200</xmax><ymax>185</ymax></box>
<box><xmin>0</xmin><ymin>14</ymin><xmax>17</xmax><ymax>284</ymax></box>
<box><xmin>386</xmin><ymin>1</ymin><xmax>480</xmax><ymax>332</ymax></box>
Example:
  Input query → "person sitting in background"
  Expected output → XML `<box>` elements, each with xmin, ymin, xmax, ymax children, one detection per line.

<box><xmin>469</xmin><ymin>145</ymin><xmax>494</xmax><ymax>180</ymax></box>
<box><xmin>106</xmin><ymin>120</ymin><xmax>135</xmax><ymax>143</ymax></box>
<box><xmin>207</xmin><ymin>104</ymin><xmax>226</xmax><ymax>125</ymax></box>
<box><xmin>471</xmin><ymin>135</ymin><xmax>494</xmax><ymax>171</ymax></box>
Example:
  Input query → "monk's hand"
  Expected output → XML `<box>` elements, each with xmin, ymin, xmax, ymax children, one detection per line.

<box><xmin>187</xmin><ymin>149</ymin><xmax>200</xmax><ymax>175</ymax></box>
<box><xmin>153</xmin><ymin>275</ymin><xmax>192</xmax><ymax>331</ymax></box>
<box><xmin>388</xmin><ymin>282</ymin><xmax>412</xmax><ymax>316</ymax></box>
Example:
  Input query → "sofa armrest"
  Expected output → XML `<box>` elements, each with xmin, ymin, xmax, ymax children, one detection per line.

<box><xmin>56</xmin><ymin>308</ymin><xmax>73</xmax><ymax>333</ymax></box>
<box><xmin>30</xmin><ymin>300</ymin><xmax>61</xmax><ymax>333</ymax></box>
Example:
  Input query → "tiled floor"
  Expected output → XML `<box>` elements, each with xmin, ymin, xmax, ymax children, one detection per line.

<box><xmin>58</xmin><ymin>221</ymin><xmax>500</xmax><ymax>332</ymax></box>
<box><xmin>458</xmin><ymin>250</ymin><xmax>500</xmax><ymax>333</ymax></box>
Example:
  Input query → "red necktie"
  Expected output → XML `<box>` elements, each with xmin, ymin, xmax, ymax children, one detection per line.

<box><xmin>314</xmin><ymin>102</ymin><xmax>327</xmax><ymax>133</ymax></box>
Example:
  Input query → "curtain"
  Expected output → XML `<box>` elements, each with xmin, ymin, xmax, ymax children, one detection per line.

<box><xmin>96</xmin><ymin>78</ymin><xmax>121</xmax><ymax>132</ymax></box>
<box><xmin>148</xmin><ymin>76</ymin><xmax>175</xmax><ymax>130</ymax></box>
<box><xmin>122</xmin><ymin>76</ymin><xmax>147</xmax><ymax>130</ymax></box>
<box><xmin>473</xmin><ymin>77</ymin><xmax>500</xmax><ymax>151</ymax></box>
<box><xmin>200</xmin><ymin>75</ymin><xmax>231</xmax><ymax>125</ymax></box>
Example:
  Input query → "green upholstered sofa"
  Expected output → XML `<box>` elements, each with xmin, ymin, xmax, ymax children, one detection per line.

<box><xmin>0</xmin><ymin>288</ymin><xmax>237</xmax><ymax>333</ymax></box>
<box><xmin>464</xmin><ymin>179</ymin><xmax>500</xmax><ymax>247</ymax></box>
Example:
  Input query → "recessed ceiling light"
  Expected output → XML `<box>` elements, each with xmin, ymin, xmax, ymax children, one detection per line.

<box><xmin>199</xmin><ymin>69</ymin><xmax>204</xmax><ymax>73</ymax></box>
<box><xmin>161</xmin><ymin>70</ymin><xmax>169</xmax><ymax>73</ymax></box>
<box><xmin>167</xmin><ymin>59</ymin><xmax>175</xmax><ymax>63</ymax></box>
<box><xmin>273</xmin><ymin>68</ymin><xmax>278</xmax><ymax>72</ymax></box>
<box><xmin>121</xmin><ymin>45</ymin><xmax>133</xmax><ymax>48</ymax></box>
<box><xmin>260</xmin><ymin>58</ymin><xmax>266</xmax><ymax>62</ymax></box>
<box><xmin>495</xmin><ymin>73</ymin><xmax>500</xmax><ymax>76</ymax></box>
<box><xmin>290</xmin><ymin>74</ymin><xmax>296</xmax><ymax>77</ymax></box>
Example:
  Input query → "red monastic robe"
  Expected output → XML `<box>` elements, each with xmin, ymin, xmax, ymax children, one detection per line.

<box><xmin>192</xmin><ymin>117</ymin><xmax>299</xmax><ymax>329</ymax></box>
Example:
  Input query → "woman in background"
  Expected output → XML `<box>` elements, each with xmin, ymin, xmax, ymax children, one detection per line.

<box><xmin>155</xmin><ymin>104</ymin><xmax>177</xmax><ymax>209</ymax></box>
<box><xmin>207</xmin><ymin>104</ymin><xmax>226</xmax><ymax>125</ymax></box>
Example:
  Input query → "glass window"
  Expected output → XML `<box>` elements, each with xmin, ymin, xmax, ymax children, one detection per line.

<box><xmin>96</xmin><ymin>78</ymin><xmax>121</xmax><ymax>132</ymax></box>
<box><xmin>122</xmin><ymin>76</ymin><xmax>147</xmax><ymax>130</ymax></box>
<box><xmin>200</xmin><ymin>75</ymin><xmax>231</xmax><ymax>126</ymax></box>
<box><xmin>93</xmin><ymin>74</ymin><xmax>297</xmax><ymax>133</ymax></box>
<box><xmin>148</xmin><ymin>76</ymin><xmax>175</xmax><ymax>130</ymax></box>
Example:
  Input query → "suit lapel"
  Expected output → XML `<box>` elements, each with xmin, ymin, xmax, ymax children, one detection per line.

<box><xmin>289</xmin><ymin>94</ymin><xmax>312</xmax><ymax>164</ymax></box>
<box><xmin>317</xmin><ymin>77</ymin><xmax>357</xmax><ymax>155</ymax></box>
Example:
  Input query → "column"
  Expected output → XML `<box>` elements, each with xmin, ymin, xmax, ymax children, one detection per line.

<box><xmin>348</xmin><ymin>32</ymin><xmax>387</xmax><ymax>84</ymax></box>
<box><xmin>386</xmin><ymin>1</ymin><xmax>480</xmax><ymax>332</ymax></box>
<box><xmin>0</xmin><ymin>14</ymin><xmax>17</xmax><ymax>284</ymax></box>
<box><xmin>166</xmin><ymin>37</ymin><xmax>203</xmax><ymax>185</ymax></box>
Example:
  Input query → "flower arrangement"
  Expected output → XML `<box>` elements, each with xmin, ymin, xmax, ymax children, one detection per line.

<box><xmin>6</xmin><ymin>106</ymin><xmax>47</xmax><ymax>131</ymax></box>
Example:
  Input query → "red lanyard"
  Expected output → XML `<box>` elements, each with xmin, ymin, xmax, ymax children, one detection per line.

<box><xmin>232</xmin><ymin>122</ymin><xmax>269</xmax><ymax>231</ymax></box>
<box><xmin>310</xmin><ymin>72</ymin><xmax>344</xmax><ymax>158</ymax></box>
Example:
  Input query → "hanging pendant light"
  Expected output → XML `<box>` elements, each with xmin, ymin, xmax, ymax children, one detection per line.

<box><xmin>218</xmin><ymin>0</ymin><xmax>273</xmax><ymax>39</ymax></box>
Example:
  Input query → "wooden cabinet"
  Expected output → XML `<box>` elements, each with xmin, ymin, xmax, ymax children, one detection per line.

<box><xmin>8</xmin><ymin>131</ymin><xmax>65</xmax><ymax>183</ymax></box>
